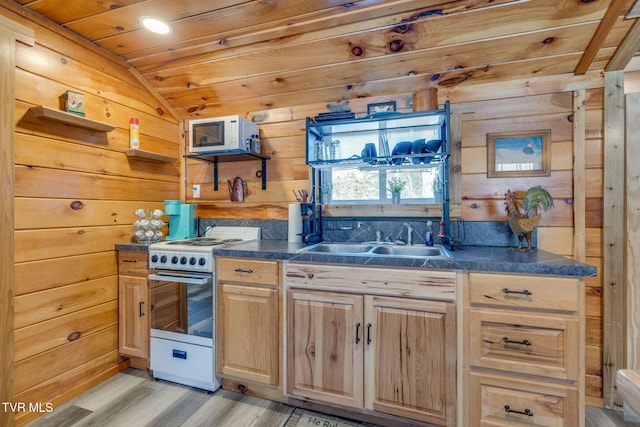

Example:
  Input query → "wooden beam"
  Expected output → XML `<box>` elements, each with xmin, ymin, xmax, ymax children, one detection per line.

<box><xmin>602</xmin><ymin>70</ymin><xmax>626</xmax><ymax>408</ymax></box>
<box><xmin>573</xmin><ymin>90</ymin><xmax>587</xmax><ymax>262</ymax></box>
<box><xmin>0</xmin><ymin>14</ymin><xmax>31</xmax><ymax>427</ymax></box>
<box><xmin>575</xmin><ymin>0</ymin><xmax>629</xmax><ymax>74</ymax></box>
<box><xmin>626</xmin><ymin>92</ymin><xmax>640</xmax><ymax>371</ymax></box>
<box><xmin>606</xmin><ymin>18</ymin><xmax>640</xmax><ymax>71</ymax></box>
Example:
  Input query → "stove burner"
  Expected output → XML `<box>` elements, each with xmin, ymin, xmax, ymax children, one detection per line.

<box><xmin>166</xmin><ymin>237</ymin><xmax>243</xmax><ymax>247</ymax></box>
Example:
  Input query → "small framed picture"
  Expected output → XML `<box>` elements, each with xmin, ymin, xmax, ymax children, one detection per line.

<box><xmin>367</xmin><ymin>101</ymin><xmax>396</xmax><ymax>115</ymax></box>
<box><xmin>487</xmin><ymin>129</ymin><xmax>551</xmax><ymax>178</ymax></box>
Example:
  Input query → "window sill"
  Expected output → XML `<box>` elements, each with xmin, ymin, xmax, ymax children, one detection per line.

<box><xmin>322</xmin><ymin>203</ymin><xmax>444</xmax><ymax>218</ymax></box>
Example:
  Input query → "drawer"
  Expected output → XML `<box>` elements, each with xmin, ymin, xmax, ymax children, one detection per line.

<box><xmin>469</xmin><ymin>272</ymin><xmax>581</xmax><ymax>312</ymax></box>
<box><xmin>468</xmin><ymin>371</ymin><xmax>579</xmax><ymax>427</ymax></box>
<box><xmin>118</xmin><ymin>251</ymin><xmax>149</xmax><ymax>275</ymax></box>
<box><xmin>217</xmin><ymin>257</ymin><xmax>279</xmax><ymax>286</ymax></box>
<box><xmin>469</xmin><ymin>309</ymin><xmax>579</xmax><ymax>381</ymax></box>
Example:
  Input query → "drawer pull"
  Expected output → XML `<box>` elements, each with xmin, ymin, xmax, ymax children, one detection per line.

<box><xmin>502</xmin><ymin>287</ymin><xmax>532</xmax><ymax>296</ymax></box>
<box><xmin>122</xmin><ymin>259</ymin><xmax>138</xmax><ymax>263</ymax></box>
<box><xmin>234</xmin><ymin>268</ymin><xmax>253</xmax><ymax>274</ymax></box>
<box><xmin>504</xmin><ymin>405</ymin><xmax>533</xmax><ymax>417</ymax></box>
<box><xmin>139</xmin><ymin>301</ymin><xmax>145</xmax><ymax>317</ymax></box>
<box><xmin>502</xmin><ymin>336</ymin><xmax>531</xmax><ymax>346</ymax></box>
<box><xmin>355</xmin><ymin>323</ymin><xmax>361</xmax><ymax>344</ymax></box>
<box><xmin>366</xmin><ymin>323</ymin><xmax>372</xmax><ymax>345</ymax></box>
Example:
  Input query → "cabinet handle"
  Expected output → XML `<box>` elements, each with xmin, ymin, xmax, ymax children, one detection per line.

<box><xmin>139</xmin><ymin>301</ymin><xmax>145</xmax><ymax>317</ymax></box>
<box><xmin>502</xmin><ymin>336</ymin><xmax>531</xmax><ymax>346</ymax></box>
<box><xmin>502</xmin><ymin>287</ymin><xmax>532</xmax><ymax>296</ymax></box>
<box><xmin>122</xmin><ymin>259</ymin><xmax>138</xmax><ymax>263</ymax></box>
<box><xmin>504</xmin><ymin>405</ymin><xmax>533</xmax><ymax>417</ymax></box>
<box><xmin>355</xmin><ymin>323</ymin><xmax>361</xmax><ymax>344</ymax></box>
<box><xmin>366</xmin><ymin>323</ymin><xmax>372</xmax><ymax>345</ymax></box>
<box><xmin>234</xmin><ymin>268</ymin><xmax>253</xmax><ymax>274</ymax></box>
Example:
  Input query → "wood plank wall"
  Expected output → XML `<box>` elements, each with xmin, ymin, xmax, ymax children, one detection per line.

<box><xmin>0</xmin><ymin>5</ymin><xmax>181</xmax><ymax>425</ymax></box>
<box><xmin>185</xmin><ymin>73</ymin><xmax>606</xmax><ymax>404</ymax></box>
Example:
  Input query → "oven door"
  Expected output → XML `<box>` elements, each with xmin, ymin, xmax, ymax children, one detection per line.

<box><xmin>148</xmin><ymin>271</ymin><xmax>213</xmax><ymax>340</ymax></box>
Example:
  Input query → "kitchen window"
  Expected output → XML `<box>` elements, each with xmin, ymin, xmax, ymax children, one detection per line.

<box><xmin>322</xmin><ymin>166</ymin><xmax>443</xmax><ymax>204</ymax></box>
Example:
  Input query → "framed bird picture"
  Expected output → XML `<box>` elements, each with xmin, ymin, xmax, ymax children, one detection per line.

<box><xmin>486</xmin><ymin>129</ymin><xmax>551</xmax><ymax>178</ymax></box>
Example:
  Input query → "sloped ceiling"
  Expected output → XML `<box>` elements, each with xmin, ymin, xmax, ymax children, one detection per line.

<box><xmin>11</xmin><ymin>0</ymin><xmax>640</xmax><ymax>119</ymax></box>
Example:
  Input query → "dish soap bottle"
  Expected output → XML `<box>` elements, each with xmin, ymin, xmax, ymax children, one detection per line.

<box><xmin>425</xmin><ymin>220</ymin><xmax>434</xmax><ymax>247</ymax></box>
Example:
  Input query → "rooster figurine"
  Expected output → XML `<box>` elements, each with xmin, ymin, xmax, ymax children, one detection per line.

<box><xmin>505</xmin><ymin>187</ymin><xmax>554</xmax><ymax>251</ymax></box>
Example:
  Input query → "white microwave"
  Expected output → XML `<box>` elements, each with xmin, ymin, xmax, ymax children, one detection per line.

<box><xmin>188</xmin><ymin>115</ymin><xmax>260</xmax><ymax>154</ymax></box>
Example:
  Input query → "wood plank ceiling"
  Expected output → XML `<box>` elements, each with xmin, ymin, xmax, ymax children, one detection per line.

<box><xmin>11</xmin><ymin>0</ymin><xmax>640</xmax><ymax>120</ymax></box>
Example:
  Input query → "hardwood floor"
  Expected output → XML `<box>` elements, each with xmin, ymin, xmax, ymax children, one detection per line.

<box><xmin>25</xmin><ymin>368</ymin><xmax>640</xmax><ymax>427</ymax></box>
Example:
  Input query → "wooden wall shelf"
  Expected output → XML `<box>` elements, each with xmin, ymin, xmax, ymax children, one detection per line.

<box><xmin>29</xmin><ymin>106</ymin><xmax>115</xmax><ymax>132</ymax></box>
<box><xmin>125</xmin><ymin>149</ymin><xmax>177</xmax><ymax>163</ymax></box>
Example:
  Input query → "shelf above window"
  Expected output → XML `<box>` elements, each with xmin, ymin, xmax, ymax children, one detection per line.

<box><xmin>125</xmin><ymin>149</ymin><xmax>177</xmax><ymax>163</ymax></box>
<box><xmin>29</xmin><ymin>106</ymin><xmax>115</xmax><ymax>132</ymax></box>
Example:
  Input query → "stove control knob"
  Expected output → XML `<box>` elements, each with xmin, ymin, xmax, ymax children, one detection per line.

<box><xmin>151</xmin><ymin>254</ymin><xmax>158</xmax><ymax>263</ymax></box>
<box><xmin>189</xmin><ymin>257</ymin><xmax>197</xmax><ymax>265</ymax></box>
<box><xmin>199</xmin><ymin>258</ymin><xmax>206</xmax><ymax>266</ymax></box>
<box><xmin>160</xmin><ymin>255</ymin><xmax>167</xmax><ymax>263</ymax></box>
<box><xmin>171</xmin><ymin>256</ymin><xmax>179</xmax><ymax>264</ymax></box>
<box><xmin>180</xmin><ymin>256</ymin><xmax>188</xmax><ymax>265</ymax></box>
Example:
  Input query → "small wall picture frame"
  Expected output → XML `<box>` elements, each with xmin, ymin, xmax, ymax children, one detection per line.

<box><xmin>487</xmin><ymin>129</ymin><xmax>551</xmax><ymax>178</ymax></box>
<box><xmin>367</xmin><ymin>101</ymin><xmax>396</xmax><ymax>115</ymax></box>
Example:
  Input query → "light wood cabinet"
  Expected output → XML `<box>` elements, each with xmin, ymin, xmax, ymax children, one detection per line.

<box><xmin>464</xmin><ymin>272</ymin><xmax>584</xmax><ymax>427</ymax></box>
<box><xmin>117</xmin><ymin>250</ymin><xmax>150</xmax><ymax>369</ymax></box>
<box><xmin>285</xmin><ymin>262</ymin><xmax>457</xmax><ymax>426</ymax></box>
<box><xmin>216</xmin><ymin>257</ymin><xmax>281</xmax><ymax>388</ymax></box>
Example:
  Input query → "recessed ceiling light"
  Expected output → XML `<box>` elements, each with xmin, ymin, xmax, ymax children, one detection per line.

<box><xmin>140</xmin><ymin>16</ymin><xmax>172</xmax><ymax>34</ymax></box>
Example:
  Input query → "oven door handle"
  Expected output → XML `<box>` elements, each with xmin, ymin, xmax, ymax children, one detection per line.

<box><xmin>148</xmin><ymin>273</ymin><xmax>211</xmax><ymax>285</ymax></box>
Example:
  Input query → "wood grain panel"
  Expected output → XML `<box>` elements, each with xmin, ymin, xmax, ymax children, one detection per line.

<box><xmin>461</xmin><ymin>198</ymin><xmax>572</xmax><ymax>226</ymax></box>
<box><xmin>461</xmin><ymin>93</ymin><xmax>572</xmax><ymax>121</ymax></box>
<box><xmin>14</xmin><ymin>276</ymin><xmax>117</xmax><ymax>329</ymax></box>
<box><xmin>14</xmin><ymin>300</ymin><xmax>118</xmax><ymax>362</ymax></box>
<box><xmin>15</xmin><ymin>225</ymin><xmax>132</xmax><ymax>262</ymax></box>
<box><xmin>627</xmin><ymin>92</ymin><xmax>640</xmax><ymax>371</ymax></box>
<box><xmin>538</xmin><ymin>226</ymin><xmax>574</xmax><ymax>255</ymax></box>
<box><xmin>462</xmin><ymin>113</ymin><xmax>572</xmax><ymax>148</ymax></box>
<box><xmin>15</xmin><ymin>133</ymin><xmax>179</xmax><ymax>180</ymax></box>
<box><xmin>15</xmin><ymin>165</ymin><xmax>179</xmax><ymax>201</ymax></box>
<box><xmin>0</xmin><ymin>17</ymin><xmax>20</xmax><ymax>427</ymax></box>
<box><xmin>586</xmin><ymin>227</ymin><xmax>603</xmax><ymax>258</ymax></box>
<box><xmin>14</xmin><ymin>352</ymin><xmax>122</xmax><ymax>426</ymax></box>
<box><xmin>14</xmin><ymin>325</ymin><xmax>118</xmax><ymax>394</ymax></box>
<box><xmin>15</xmin><ymin>198</ymin><xmax>164</xmax><ymax>230</ymax></box>
<box><xmin>461</xmin><ymin>171</ymin><xmax>573</xmax><ymax>200</ymax></box>
<box><xmin>15</xmin><ymin>44</ymin><xmax>179</xmax><ymax>127</ymax></box>
<box><xmin>14</xmin><ymin>251</ymin><xmax>116</xmax><ymax>296</ymax></box>
<box><xmin>162</xmin><ymin>24</ymin><xmax>600</xmax><ymax>107</ymax></box>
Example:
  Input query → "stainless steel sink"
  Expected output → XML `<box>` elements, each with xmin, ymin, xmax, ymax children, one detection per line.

<box><xmin>298</xmin><ymin>242</ymin><xmax>450</xmax><ymax>259</ymax></box>
<box><xmin>369</xmin><ymin>245</ymin><xmax>445</xmax><ymax>257</ymax></box>
<box><xmin>303</xmin><ymin>243</ymin><xmax>374</xmax><ymax>253</ymax></box>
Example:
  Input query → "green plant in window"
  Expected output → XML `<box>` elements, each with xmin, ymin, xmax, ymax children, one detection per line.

<box><xmin>387</xmin><ymin>176</ymin><xmax>407</xmax><ymax>193</ymax></box>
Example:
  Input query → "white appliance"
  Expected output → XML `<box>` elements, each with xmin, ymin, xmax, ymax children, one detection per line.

<box><xmin>188</xmin><ymin>115</ymin><xmax>260</xmax><ymax>154</ymax></box>
<box><xmin>148</xmin><ymin>226</ymin><xmax>260</xmax><ymax>391</ymax></box>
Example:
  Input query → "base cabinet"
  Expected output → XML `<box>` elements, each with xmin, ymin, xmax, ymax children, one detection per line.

<box><xmin>285</xmin><ymin>263</ymin><xmax>457</xmax><ymax>426</ymax></box>
<box><xmin>464</xmin><ymin>272</ymin><xmax>584</xmax><ymax>426</ymax></box>
<box><xmin>216</xmin><ymin>257</ymin><xmax>281</xmax><ymax>388</ymax></box>
<box><xmin>117</xmin><ymin>250</ymin><xmax>150</xmax><ymax>369</ymax></box>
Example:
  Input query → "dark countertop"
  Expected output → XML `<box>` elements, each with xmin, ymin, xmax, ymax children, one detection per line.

<box><xmin>212</xmin><ymin>240</ymin><xmax>597</xmax><ymax>277</ymax></box>
<box><xmin>115</xmin><ymin>242</ymin><xmax>151</xmax><ymax>252</ymax></box>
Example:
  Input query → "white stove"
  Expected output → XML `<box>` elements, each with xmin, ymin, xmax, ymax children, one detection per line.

<box><xmin>147</xmin><ymin>226</ymin><xmax>260</xmax><ymax>391</ymax></box>
<box><xmin>149</xmin><ymin>226</ymin><xmax>260</xmax><ymax>272</ymax></box>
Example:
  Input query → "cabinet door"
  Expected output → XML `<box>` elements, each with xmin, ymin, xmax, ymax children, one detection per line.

<box><xmin>118</xmin><ymin>275</ymin><xmax>149</xmax><ymax>359</ymax></box>
<box><xmin>287</xmin><ymin>289</ymin><xmax>363</xmax><ymax>408</ymax></box>
<box><xmin>365</xmin><ymin>296</ymin><xmax>456</xmax><ymax>426</ymax></box>
<box><xmin>216</xmin><ymin>283</ymin><xmax>279</xmax><ymax>385</ymax></box>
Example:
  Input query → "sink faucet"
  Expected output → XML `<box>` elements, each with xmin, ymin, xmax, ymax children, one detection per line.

<box><xmin>403</xmin><ymin>222</ymin><xmax>413</xmax><ymax>246</ymax></box>
<box><xmin>357</xmin><ymin>222</ymin><xmax>382</xmax><ymax>242</ymax></box>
